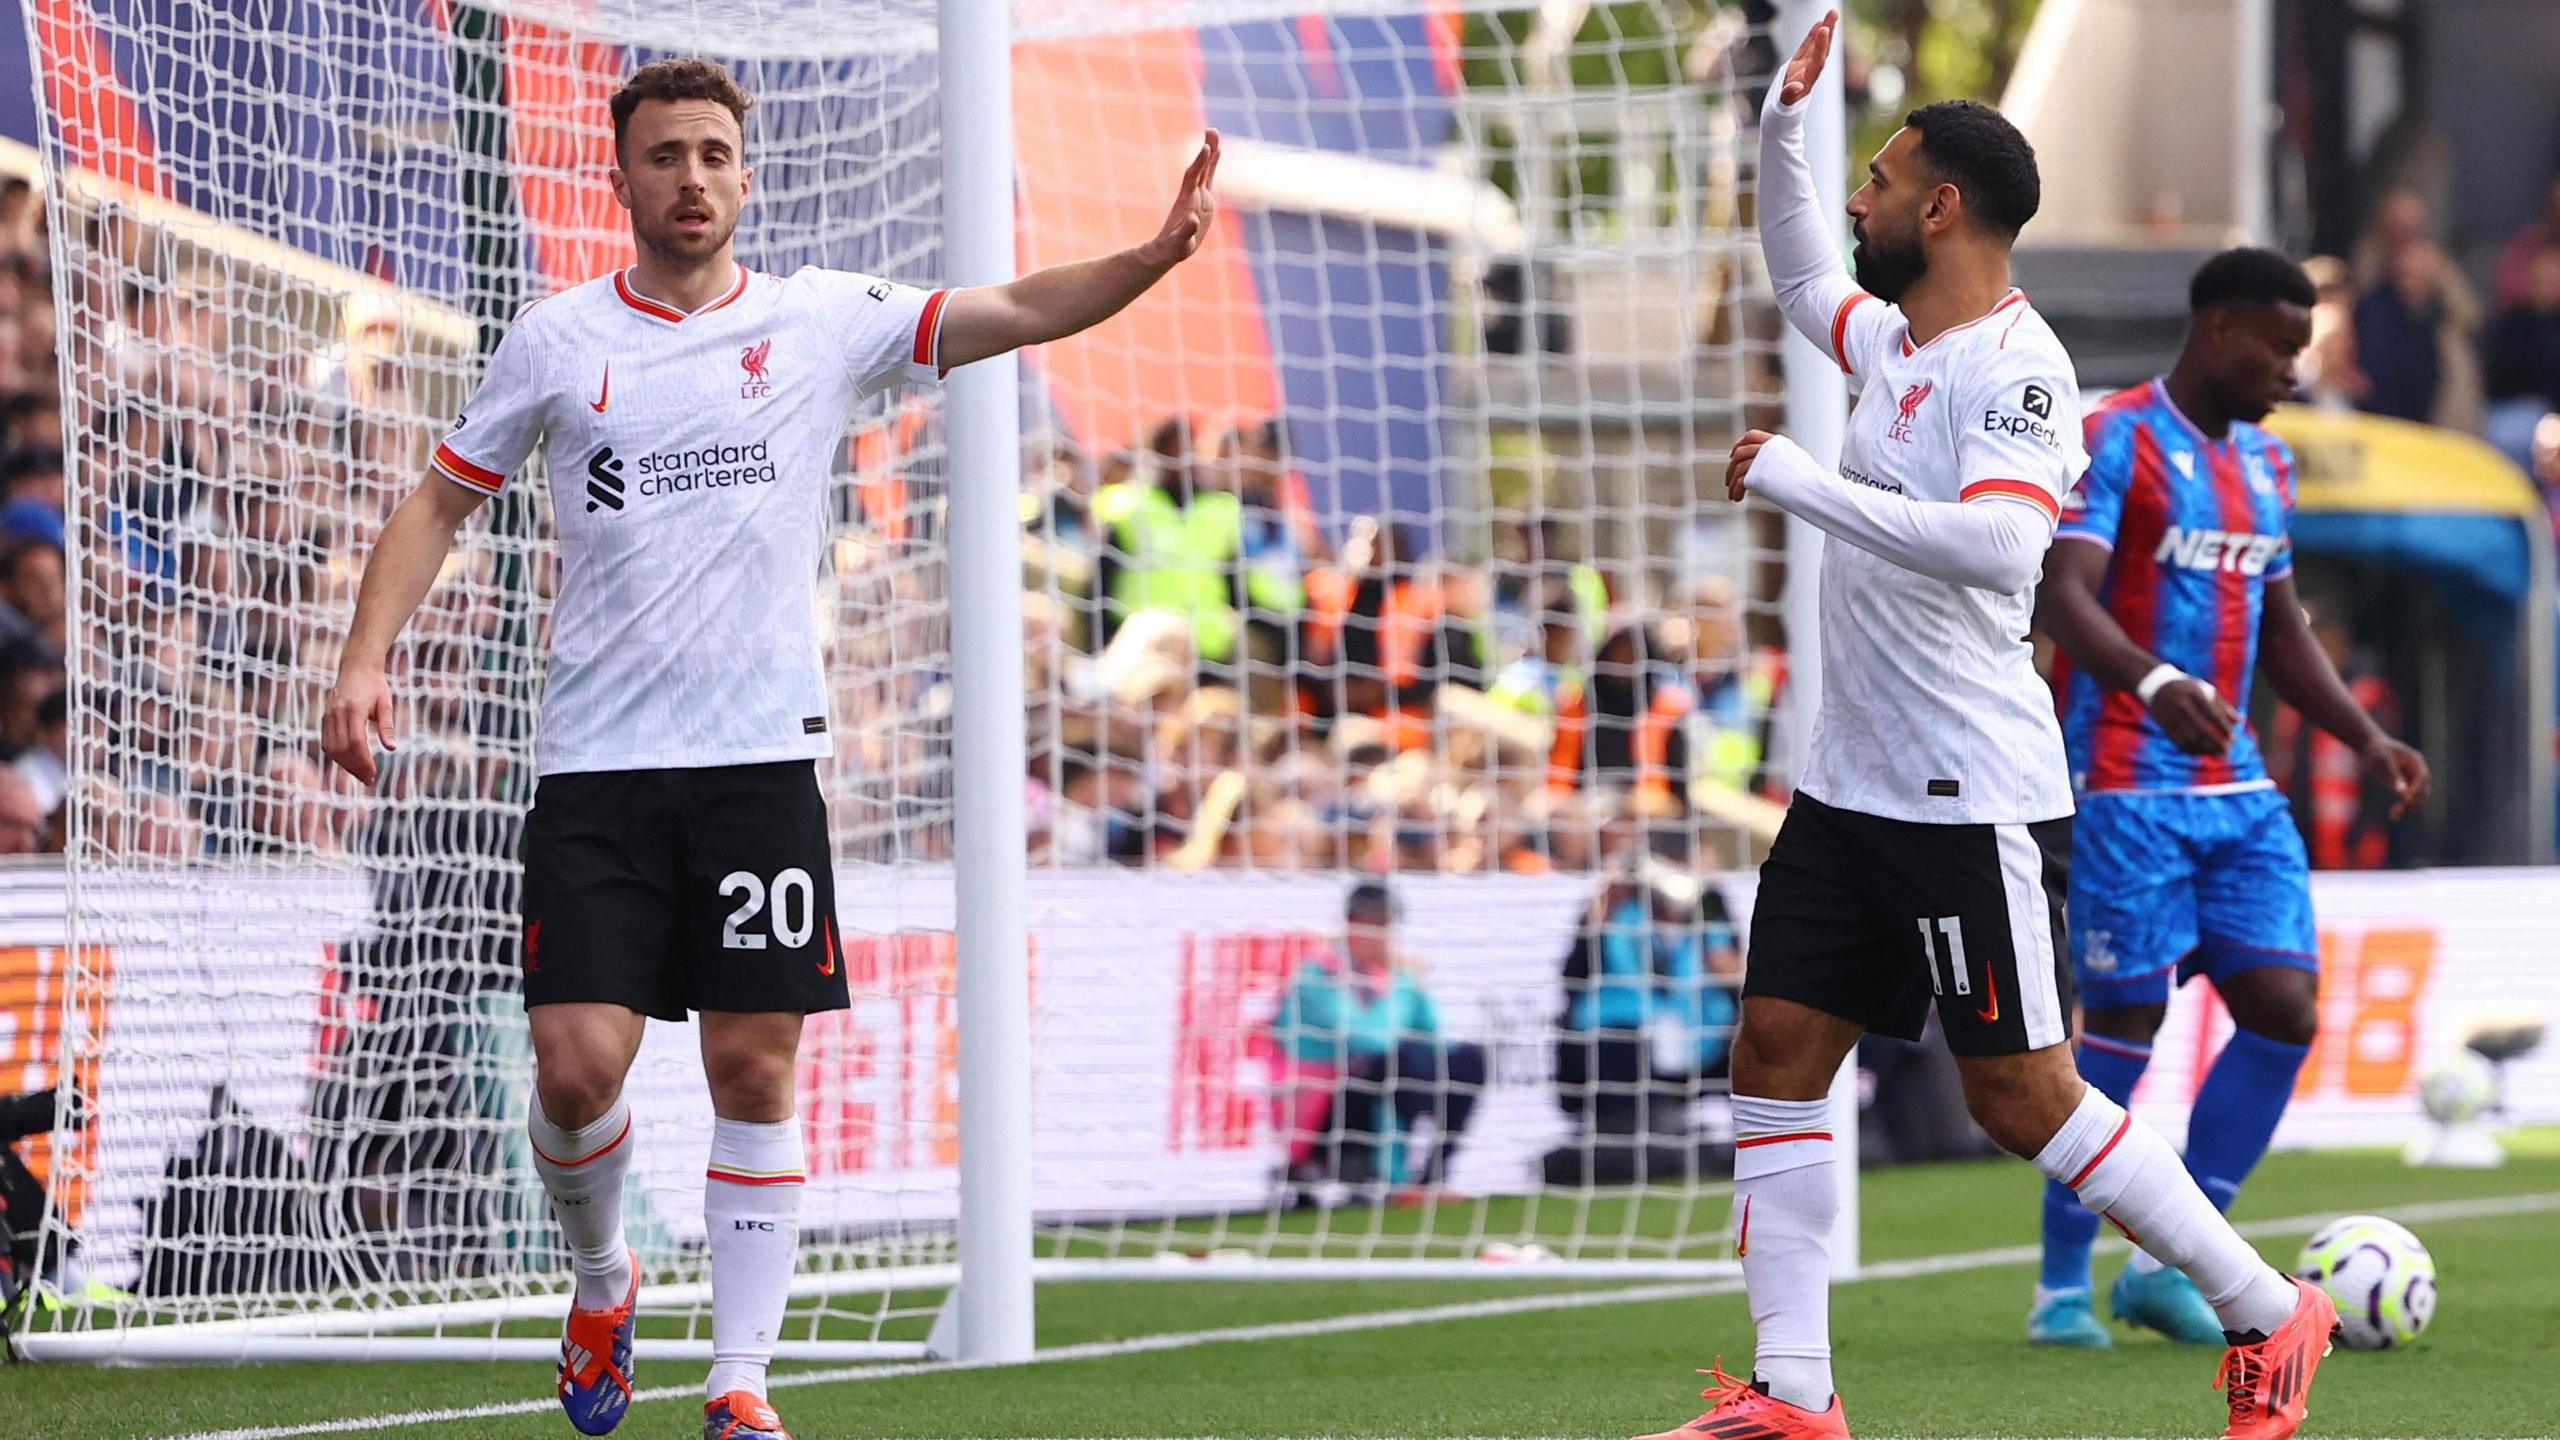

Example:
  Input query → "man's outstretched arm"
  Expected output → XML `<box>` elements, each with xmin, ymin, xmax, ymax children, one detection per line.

<box><xmin>936</xmin><ymin>130</ymin><xmax>1221</xmax><ymax>369</ymax></box>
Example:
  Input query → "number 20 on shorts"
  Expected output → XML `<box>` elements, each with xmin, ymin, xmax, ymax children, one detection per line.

<box><xmin>719</xmin><ymin>867</ymin><xmax>818</xmax><ymax>950</ymax></box>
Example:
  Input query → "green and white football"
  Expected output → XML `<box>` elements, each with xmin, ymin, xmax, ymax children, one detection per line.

<box><xmin>2295</xmin><ymin>1214</ymin><xmax>2436</xmax><ymax>1350</ymax></box>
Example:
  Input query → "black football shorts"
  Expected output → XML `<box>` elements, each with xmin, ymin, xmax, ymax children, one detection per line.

<box><xmin>519</xmin><ymin>760</ymin><xmax>850</xmax><ymax>1020</ymax></box>
<box><xmin>1744</xmin><ymin>791</ymin><xmax>2074</xmax><ymax>1056</ymax></box>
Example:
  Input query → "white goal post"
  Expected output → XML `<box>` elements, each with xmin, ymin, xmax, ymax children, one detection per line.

<box><xmin>12</xmin><ymin>0</ymin><xmax>1857</xmax><ymax>1364</ymax></box>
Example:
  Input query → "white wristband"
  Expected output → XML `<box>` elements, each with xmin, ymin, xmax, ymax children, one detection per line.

<box><xmin>2136</xmin><ymin>663</ymin><xmax>2191</xmax><ymax>706</ymax></box>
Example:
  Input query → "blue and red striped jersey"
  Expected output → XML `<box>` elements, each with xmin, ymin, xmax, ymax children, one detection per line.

<box><xmin>2053</xmin><ymin>380</ymin><xmax>2297</xmax><ymax>794</ymax></box>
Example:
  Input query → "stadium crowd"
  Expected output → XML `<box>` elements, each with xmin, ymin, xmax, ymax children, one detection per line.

<box><xmin>9</xmin><ymin>155</ymin><xmax>2557</xmax><ymax>874</ymax></box>
<box><xmin>1001</xmin><ymin>412</ymin><xmax>1774</xmax><ymax>878</ymax></box>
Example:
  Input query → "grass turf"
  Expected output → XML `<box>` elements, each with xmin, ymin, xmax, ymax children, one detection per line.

<box><xmin>22</xmin><ymin>1146</ymin><xmax>2560</xmax><ymax>1440</ymax></box>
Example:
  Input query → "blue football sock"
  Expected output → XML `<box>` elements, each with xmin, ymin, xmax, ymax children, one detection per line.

<box><xmin>2183</xmin><ymin>1025</ymin><xmax>2312</xmax><ymax>1212</ymax></box>
<box><xmin>2039</xmin><ymin>1033</ymin><xmax>2153</xmax><ymax>1293</ymax></box>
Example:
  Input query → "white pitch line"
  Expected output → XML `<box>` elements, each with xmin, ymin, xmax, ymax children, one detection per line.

<box><xmin>153</xmin><ymin>1189</ymin><xmax>2560</xmax><ymax>1440</ymax></box>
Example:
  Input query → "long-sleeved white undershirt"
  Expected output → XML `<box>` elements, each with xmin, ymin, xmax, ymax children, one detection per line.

<box><xmin>1758</xmin><ymin>86</ymin><xmax>1864</xmax><ymax>360</ymax></box>
<box><xmin>1746</xmin><ymin>434</ymin><xmax>2050</xmax><ymax>593</ymax></box>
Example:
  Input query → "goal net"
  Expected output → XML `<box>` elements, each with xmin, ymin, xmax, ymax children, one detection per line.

<box><xmin>17</xmin><ymin>0</ymin><xmax>1825</xmax><ymax>1362</ymax></box>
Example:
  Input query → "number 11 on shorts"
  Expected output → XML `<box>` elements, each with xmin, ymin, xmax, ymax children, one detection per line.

<box><xmin>1918</xmin><ymin>915</ymin><xmax>1971</xmax><ymax>997</ymax></box>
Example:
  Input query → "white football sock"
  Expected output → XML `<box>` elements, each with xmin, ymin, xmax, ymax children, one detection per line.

<box><xmin>1731</xmin><ymin>1094</ymin><xmax>1837</xmax><ymax>1412</ymax></box>
<box><xmin>2124</xmin><ymin>1247</ymin><xmax>2167</xmax><ymax>1276</ymax></box>
<box><xmin>530</xmin><ymin>1095</ymin><xmax>635</xmax><ymax>1310</ymax></box>
<box><xmin>2032</xmin><ymin>1087</ymin><xmax>2295</xmax><ymax>1337</ymax></box>
<box><xmin>705</xmin><ymin>1116</ymin><xmax>806</xmax><ymax>1400</ymax></box>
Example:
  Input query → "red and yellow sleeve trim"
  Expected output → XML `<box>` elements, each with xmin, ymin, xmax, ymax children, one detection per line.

<box><xmin>1830</xmin><ymin>292</ymin><xmax>1874</xmax><ymax>375</ymax></box>
<box><xmin>706</xmin><ymin>1166</ymin><xmax>807</xmax><ymax>1187</ymax></box>
<box><xmin>913</xmin><ymin>288</ymin><xmax>952</xmax><ymax>372</ymax></box>
<box><xmin>1960</xmin><ymin>477</ymin><xmax>2059</xmax><ymax>521</ymax></box>
<box><xmin>432</xmin><ymin>442</ymin><xmax>505</xmax><ymax>495</ymax></box>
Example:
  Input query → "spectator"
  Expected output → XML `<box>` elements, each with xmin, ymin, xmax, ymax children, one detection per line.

<box><xmin>1216</xmin><ymin>419</ymin><xmax>1313</xmax><ymax>693</ymax></box>
<box><xmin>2493</xmin><ymin>177</ymin><xmax>2560</xmax><ymax>309</ymax></box>
<box><xmin>0</xmin><ymin>444</ymin><xmax>62</xmax><ymax>512</ymax></box>
<box><xmin>1490</xmin><ymin>516</ymin><xmax>1606</xmax><ymax>663</ymax></box>
<box><xmin>1300</xmin><ymin>519</ymin><xmax>1478</xmax><ymax>753</ymax></box>
<box><xmin>1536</xmin><ymin>617</ymin><xmax>1699</xmax><ymax>809</ymax></box>
<box><xmin>1219</xmin><ymin>416</ymin><xmax>1327</xmax><ymax>572</ymax></box>
<box><xmin>1091</xmin><ymin>417</ymin><xmax>1253</xmax><ymax>667</ymax></box>
<box><xmin>13</xmin><ymin>683</ymin><xmax>63</xmax><ymax>821</ymax></box>
<box><xmin>1553</xmin><ymin>857</ymin><xmax>1741</xmax><ymax>1138</ymax></box>
<box><xmin>1682</xmin><ymin>577</ymin><xmax>1769</xmax><ymax>797</ymax></box>
<box><xmin>2353</xmin><ymin>239</ymin><xmax>2459</xmax><ymax>424</ymax></box>
<box><xmin>0</xmin><ymin>394</ymin><xmax>59</xmax><ymax>454</ymax></box>
<box><xmin>2351</xmin><ymin>190</ymin><xmax>2484</xmax><ymax>429</ymax></box>
<box><xmin>0</xmin><ymin>646</ymin><xmax>53</xmax><ymax>760</ymax></box>
<box><xmin>2485</xmin><ymin>246</ymin><xmax>2560</xmax><ymax>470</ymax></box>
<box><xmin>0</xmin><ymin>764</ymin><xmax>42</xmax><ymax>854</ymax></box>
<box><xmin>0</xmin><ymin>540</ymin><xmax>61</xmax><ymax>659</ymax></box>
<box><xmin>1268</xmin><ymin>879</ymin><xmax>1486</xmax><ymax>1203</ymax></box>
<box><xmin>0</xmin><ymin>178</ymin><xmax>33</xmax><ymax>254</ymax></box>
<box><xmin>2297</xmin><ymin>255</ymin><xmax>2368</xmax><ymax>409</ymax></box>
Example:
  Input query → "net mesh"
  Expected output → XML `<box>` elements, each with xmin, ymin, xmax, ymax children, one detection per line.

<box><xmin>21</xmin><ymin>0</ymin><xmax>1794</xmax><ymax>1354</ymax></box>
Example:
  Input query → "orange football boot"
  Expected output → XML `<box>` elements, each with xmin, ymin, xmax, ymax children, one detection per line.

<box><xmin>1633</xmin><ymin>1362</ymin><xmax>1850</xmax><ymax>1440</ymax></box>
<box><xmin>2216</xmin><ymin>1276</ymin><xmax>2339</xmax><ymax>1440</ymax></box>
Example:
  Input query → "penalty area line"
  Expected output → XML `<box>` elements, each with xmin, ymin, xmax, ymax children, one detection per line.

<box><xmin>157</xmin><ymin>1189</ymin><xmax>2560</xmax><ymax>1440</ymax></box>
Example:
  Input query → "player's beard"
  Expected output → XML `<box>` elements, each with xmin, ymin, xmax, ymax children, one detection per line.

<box><xmin>634</xmin><ymin>206</ymin><xmax>737</xmax><ymax>269</ymax></box>
<box><xmin>1852</xmin><ymin>222</ymin><xmax>1928</xmax><ymax>303</ymax></box>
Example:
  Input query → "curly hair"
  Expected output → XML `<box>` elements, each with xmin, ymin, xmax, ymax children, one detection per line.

<box><xmin>1904</xmin><ymin>100</ymin><xmax>2040</xmax><ymax>240</ymax></box>
<box><xmin>610</xmin><ymin>58</ymin><xmax>753</xmax><ymax>159</ymax></box>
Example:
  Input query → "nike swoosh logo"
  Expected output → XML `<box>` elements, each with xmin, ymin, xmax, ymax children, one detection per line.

<box><xmin>1976</xmin><ymin>964</ymin><xmax>2000</xmax><ymax>1023</ymax></box>
<box><xmin>590</xmin><ymin>362</ymin><xmax>611</xmax><ymax>413</ymax></box>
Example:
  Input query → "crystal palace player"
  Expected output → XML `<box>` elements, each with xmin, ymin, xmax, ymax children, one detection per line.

<box><xmin>2027</xmin><ymin>249</ymin><xmax>2428</xmax><ymax>1349</ymax></box>
<box><xmin>320</xmin><ymin>60</ymin><xmax>1220</xmax><ymax>1440</ymax></box>
<box><xmin>1633</xmin><ymin>15</ymin><xmax>2338</xmax><ymax>1440</ymax></box>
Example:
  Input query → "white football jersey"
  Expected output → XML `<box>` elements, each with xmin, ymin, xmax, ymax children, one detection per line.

<box><xmin>431</xmin><ymin>264</ymin><xmax>947</xmax><ymax>776</ymax></box>
<box><xmin>1799</xmin><ymin>288</ymin><xmax>2088</xmax><ymax>824</ymax></box>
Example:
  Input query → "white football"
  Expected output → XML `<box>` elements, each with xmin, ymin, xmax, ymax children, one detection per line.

<box><xmin>2418</xmin><ymin>1050</ymin><xmax>2500</xmax><ymax>1125</ymax></box>
<box><xmin>2295</xmin><ymin>1215</ymin><xmax>2436</xmax><ymax>1350</ymax></box>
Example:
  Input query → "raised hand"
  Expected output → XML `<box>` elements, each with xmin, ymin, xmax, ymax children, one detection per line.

<box><xmin>1778</xmin><ymin>8</ymin><xmax>1839</xmax><ymax>108</ymax></box>
<box><xmin>1145</xmin><ymin>129</ymin><xmax>1222</xmax><ymax>267</ymax></box>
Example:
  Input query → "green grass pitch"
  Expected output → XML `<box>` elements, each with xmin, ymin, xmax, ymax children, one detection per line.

<box><xmin>24</xmin><ymin>1143</ymin><xmax>2560</xmax><ymax>1440</ymax></box>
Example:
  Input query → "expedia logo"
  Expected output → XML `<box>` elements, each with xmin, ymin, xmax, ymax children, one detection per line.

<box><xmin>585</xmin><ymin>447</ymin><xmax>626</xmax><ymax>513</ymax></box>
<box><xmin>1983</xmin><ymin>408</ymin><xmax>2063</xmax><ymax>450</ymax></box>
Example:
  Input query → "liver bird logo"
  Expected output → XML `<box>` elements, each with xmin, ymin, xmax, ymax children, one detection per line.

<box><xmin>741</xmin><ymin>339</ymin><xmax>773</xmax><ymax>380</ymax></box>
<box><xmin>1888</xmin><ymin>379</ymin><xmax>1933</xmax><ymax>443</ymax></box>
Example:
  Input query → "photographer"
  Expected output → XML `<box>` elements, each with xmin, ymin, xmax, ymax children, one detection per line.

<box><xmin>1553</xmin><ymin>855</ymin><xmax>1742</xmax><ymax>1139</ymax></box>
